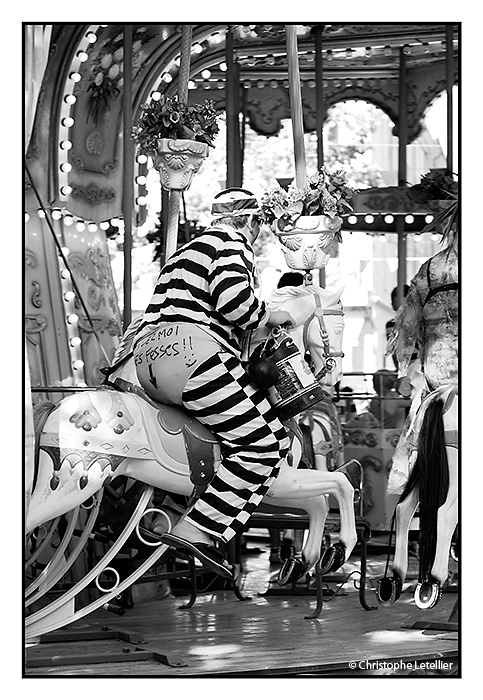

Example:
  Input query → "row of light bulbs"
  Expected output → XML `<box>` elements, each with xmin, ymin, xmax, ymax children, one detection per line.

<box><xmin>347</xmin><ymin>214</ymin><xmax>434</xmax><ymax>226</ymax></box>
<box><xmin>25</xmin><ymin>208</ymin><xmax>124</xmax><ymax>232</ymax></box>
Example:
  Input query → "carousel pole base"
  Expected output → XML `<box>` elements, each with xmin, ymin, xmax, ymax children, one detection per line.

<box><xmin>25</xmin><ymin>624</ymin><xmax>187</xmax><ymax>669</ymax></box>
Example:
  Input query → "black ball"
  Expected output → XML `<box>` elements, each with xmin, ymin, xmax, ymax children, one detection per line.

<box><xmin>249</xmin><ymin>357</ymin><xmax>279</xmax><ymax>388</ymax></box>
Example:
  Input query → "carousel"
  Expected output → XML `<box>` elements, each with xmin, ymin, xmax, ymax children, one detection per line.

<box><xmin>24</xmin><ymin>23</ymin><xmax>459</xmax><ymax>677</ymax></box>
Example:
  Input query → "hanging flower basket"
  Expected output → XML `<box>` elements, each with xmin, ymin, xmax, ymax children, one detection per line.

<box><xmin>276</xmin><ymin>214</ymin><xmax>343</xmax><ymax>270</ymax></box>
<box><xmin>152</xmin><ymin>138</ymin><xmax>209</xmax><ymax>191</ymax></box>
<box><xmin>259</xmin><ymin>168</ymin><xmax>354</xmax><ymax>271</ymax></box>
<box><xmin>131</xmin><ymin>95</ymin><xmax>220</xmax><ymax>191</ymax></box>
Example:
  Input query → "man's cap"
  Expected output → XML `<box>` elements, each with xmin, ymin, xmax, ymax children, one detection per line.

<box><xmin>211</xmin><ymin>188</ymin><xmax>259</xmax><ymax>218</ymax></box>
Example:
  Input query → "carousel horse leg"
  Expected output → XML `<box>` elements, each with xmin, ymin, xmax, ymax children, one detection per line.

<box><xmin>376</xmin><ymin>486</ymin><xmax>419</xmax><ymax>606</ymax></box>
<box><xmin>267</xmin><ymin>463</ymin><xmax>357</xmax><ymax>569</ymax></box>
<box><xmin>263</xmin><ymin>494</ymin><xmax>330</xmax><ymax>585</ymax></box>
<box><xmin>415</xmin><ymin>445</ymin><xmax>458</xmax><ymax>610</ymax></box>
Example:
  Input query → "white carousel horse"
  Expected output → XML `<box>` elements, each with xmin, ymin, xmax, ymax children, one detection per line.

<box><xmin>250</xmin><ymin>284</ymin><xmax>357</xmax><ymax>581</ymax></box>
<box><xmin>26</xmin><ymin>286</ymin><xmax>358</xmax><ymax>636</ymax></box>
<box><xmin>264</xmin><ymin>283</ymin><xmax>346</xmax><ymax>473</ymax></box>
<box><xmin>376</xmin><ymin>384</ymin><xmax>458</xmax><ymax>609</ymax></box>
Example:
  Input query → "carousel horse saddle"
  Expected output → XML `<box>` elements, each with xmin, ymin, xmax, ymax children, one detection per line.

<box><xmin>40</xmin><ymin>384</ymin><xmax>220</xmax><ymax>489</ymax></box>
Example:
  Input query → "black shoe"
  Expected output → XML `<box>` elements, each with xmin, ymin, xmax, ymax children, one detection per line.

<box><xmin>159</xmin><ymin>533</ymin><xmax>235</xmax><ymax>580</ymax></box>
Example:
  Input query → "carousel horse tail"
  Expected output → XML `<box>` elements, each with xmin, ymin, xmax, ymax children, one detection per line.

<box><xmin>401</xmin><ymin>397</ymin><xmax>449</xmax><ymax>585</ymax></box>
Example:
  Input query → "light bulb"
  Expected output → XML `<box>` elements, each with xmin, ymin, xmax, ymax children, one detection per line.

<box><xmin>425</xmin><ymin>215</ymin><xmax>434</xmax><ymax>224</ymax></box>
<box><xmin>64</xmin><ymin>216</ymin><xmax>74</xmax><ymax>226</ymax></box>
<box><xmin>52</xmin><ymin>210</ymin><xmax>62</xmax><ymax>220</ymax></box>
<box><xmin>62</xmin><ymin>117</ymin><xmax>75</xmax><ymax>127</ymax></box>
<box><xmin>86</xmin><ymin>32</ymin><xmax>97</xmax><ymax>43</ymax></box>
<box><xmin>64</xmin><ymin>291</ymin><xmax>76</xmax><ymax>302</ymax></box>
<box><xmin>88</xmin><ymin>223</ymin><xmax>98</xmax><ymax>232</ymax></box>
<box><xmin>68</xmin><ymin>314</ymin><xmax>79</xmax><ymax>324</ymax></box>
<box><xmin>77</xmin><ymin>51</ymin><xmax>88</xmax><ymax>62</ymax></box>
<box><xmin>405</xmin><ymin>215</ymin><xmax>415</xmax><ymax>224</ymax></box>
<box><xmin>137</xmin><ymin>154</ymin><xmax>148</xmax><ymax>164</ymax></box>
<box><xmin>348</xmin><ymin>215</ymin><xmax>358</xmax><ymax>225</ymax></box>
<box><xmin>37</xmin><ymin>209</ymin><xmax>46</xmax><ymax>219</ymax></box>
<box><xmin>136</xmin><ymin>175</ymin><xmax>147</xmax><ymax>185</ymax></box>
<box><xmin>64</xmin><ymin>94</ymin><xmax>76</xmax><ymax>105</ymax></box>
<box><xmin>61</xmin><ymin>269</ymin><xmax>71</xmax><ymax>279</ymax></box>
<box><xmin>60</xmin><ymin>140</ymin><xmax>72</xmax><ymax>150</ymax></box>
<box><xmin>192</xmin><ymin>43</ymin><xmax>203</xmax><ymax>54</ymax></box>
<box><xmin>60</xmin><ymin>162</ymin><xmax>72</xmax><ymax>173</ymax></box>
<box><xmin>70</xmin><ymin>336</ymin><xmax>82</xmax><ymax>347</ymax></box>
<box><xmin>73</xmin><ymin>360</ymin><xmax>85</xmax><ymax>370</ymax></box>
<box><xmin>61</xmin><ymin>186</ymin><xmax>73</xmax><ymax>196</ymax></box>
<box><xmin>201</xmin><ymin>69</ymin><xmax>211</xmax><ymax>79</ymax></box>
<box><xmin>76</xmin><ymin>222</ymin><xmax>86</xmax><ymax>232</ymax></box>
<box><xmin>162</xmin><ymin>73</ymin><xmax>173</xmax><ymax>83</ymax></box>
<box><xmin>25</xmin><ymin>213</ymin><xmax>30</xmax><ymax>222</ymax></box>
<box><xmin>151</xmin><ymin>91</ymin><xmax>161</xmax><ymax>101</ymax></box>
<box><xmin>99</xmin><ymin>221</ymin><xmax>110</xmax><ymax>230</ymax></box>
<box><xmin>384</xmin><ymin>215</ymin><xmax>394</xmax><ymax>224</ymax></box>
<box><xmin>136</xmin><ymin>196</ymin><xmax>147</xmax><ymax>206</ymax></box>
<box><xmin>70</xmin><ymin>72</ymin><xmax>82</xmax><ymax>82</ymax></box>
<box><xmin>364</xmin><ymin>215</ymin><xmax>375</xmax><ymax>224</ymax></box>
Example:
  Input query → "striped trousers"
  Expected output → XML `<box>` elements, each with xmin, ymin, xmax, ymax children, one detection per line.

<box><xmin>134</xmin><ymin>325</ymin><xmax>290</xmax><ymax>542</ymax></box>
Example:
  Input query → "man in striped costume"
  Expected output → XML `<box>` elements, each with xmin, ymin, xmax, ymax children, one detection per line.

<box><xmin>133</xmin><ymin>189</ymin><xmax>295</xmax><ymax>578</ymax></box>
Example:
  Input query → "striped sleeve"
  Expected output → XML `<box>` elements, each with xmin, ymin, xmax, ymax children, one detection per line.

<box><xmin>209</xmin><ymin>234</ymin><xmax>269</xmax><ymax>331</ymax></box>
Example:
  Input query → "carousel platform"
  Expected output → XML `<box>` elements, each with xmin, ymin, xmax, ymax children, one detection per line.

<box><xmin>24</xmin><ymin>533</ymin><xmax>459</xmax><ymax>677</ymax></box>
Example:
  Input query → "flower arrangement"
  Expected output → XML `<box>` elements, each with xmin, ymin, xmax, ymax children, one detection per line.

<box><xmin>407</xmin><ymin>169</ymin><xmax>458</xmax><ymax>204</ymax></box>
<box><xmin>259</xmin><ymin>167</ymin><xmax>356</xmax><ymax>233</ymax></box>
<box><xmin>131</xmin><ymin>95</ymin><xmax>220</xmax><ymax>153</ymax></box>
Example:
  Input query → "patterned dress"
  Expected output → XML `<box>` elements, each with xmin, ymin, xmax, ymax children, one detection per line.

<box><xmin>386</xmin><ymin>244</ymin><xmax>458</xmax><ymax>494</ymax></box>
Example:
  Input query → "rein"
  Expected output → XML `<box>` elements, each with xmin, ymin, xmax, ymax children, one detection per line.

<box><xmin>303</xmin><ymin>292</ymin><xmax>344</xmax><ymax>380</ymax></box>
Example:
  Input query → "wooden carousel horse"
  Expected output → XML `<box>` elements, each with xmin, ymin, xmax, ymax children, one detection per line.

<box><xmin>376</xmin><ymin>206</ymin><xmax>458</xmax><ymax>610</ymax></box>
<box><xmin>376</xmin><ymin>385</ymin><xmax>458</xmax><ymax>609</ymax></box>
<box><xmin>251</xmin><ymin>284</ymin><xmax>359</xmax><ymax>583</ymax></box>
<box><xmin>26</xmin><ymin>285</ymin><xmax>358</xmax><ymax>637</ymax></box>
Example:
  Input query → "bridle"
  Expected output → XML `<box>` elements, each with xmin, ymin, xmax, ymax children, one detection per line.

<box><xmin>302</xmin><ymin>292</ymin><xmax>344</xmax><ymax>381</ymax></box>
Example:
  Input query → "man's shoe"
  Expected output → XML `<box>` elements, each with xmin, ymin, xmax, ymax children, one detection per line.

<box><xmin>160</xmin><ymin>533</ymin><xmax>235</xmax><ymax>579</ymax></box>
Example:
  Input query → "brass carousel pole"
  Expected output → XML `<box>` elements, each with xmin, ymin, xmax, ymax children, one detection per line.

<box><xmin>286</xmin><ymin>25</ymin><xmax>307</xmax><ymax>189</ymax></box>
<box><xmin>226</xmin><ymin>26</ymin><xmax>241</xmax><ymax>187</ymax></box>
<box><xmin>122</xmin><ymin>24</ymin><xmax>134</xmax><ymax>330</ymax></box>
<box><xmin>446</xmin><ymin>24</ymin><xmax>454</xmax><ymax>173</ymax></box>
<box><xmin>314</xmin><ymin>24</ymin><xmax>326</xmax><ymax>287</ymax></box>
<box><xmin>396</xmin><ymin>46</ymin><xmax>408</xmax><ymax>307</ymax></box>
<box><xmin>164</xmin><ymin>25</ymin><xmax>193</xmax><ymax>260</ymax></box>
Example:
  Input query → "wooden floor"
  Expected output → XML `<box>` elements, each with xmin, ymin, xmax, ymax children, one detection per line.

<box><xmin>25</xmin><ymin>533</ymin><xmax>459</xmax><ymax>677</ymax></box>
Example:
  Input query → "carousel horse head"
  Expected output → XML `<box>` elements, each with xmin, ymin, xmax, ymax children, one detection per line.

<box><xmin>261</xmin><ymin>283</ymin><xmax>345</xmax><ymax>390</ymax></box>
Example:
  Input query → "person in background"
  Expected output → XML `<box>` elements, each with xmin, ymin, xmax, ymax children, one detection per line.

<box><xmin>132</xmin><ymin>188</ymin><xmax>295</xmax><ymax>579</ymax></box>
<box><xmin>368</xmin><ymin>369</ymin><xmax>411</xmax><ymax>429</ymax></box>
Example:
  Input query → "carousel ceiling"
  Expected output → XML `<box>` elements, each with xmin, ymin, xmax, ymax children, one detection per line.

<box><xmin>29</xmin><ymin>23</ymin><xmax>458</xmax><ymax>224</ymax></box>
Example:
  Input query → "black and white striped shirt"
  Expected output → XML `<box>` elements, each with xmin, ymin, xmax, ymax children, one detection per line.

<box><xmin>134</xmin><ymin>226</ymin><xmax>269</xmax><ymax>355</ymax></box>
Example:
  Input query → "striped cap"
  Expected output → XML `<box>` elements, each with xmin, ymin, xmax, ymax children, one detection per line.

<box><xmin>211</xmin><ymin>188</ymin><xmax>259</xmax><ymax>218</ymax></box>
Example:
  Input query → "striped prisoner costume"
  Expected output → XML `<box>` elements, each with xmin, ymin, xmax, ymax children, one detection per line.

<box><xmin>133</xmin><ymin>226</ymin><xmax>290</xmax><ymax>542</ymax></box>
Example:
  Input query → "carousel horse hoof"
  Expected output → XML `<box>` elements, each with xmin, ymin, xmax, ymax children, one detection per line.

<box><xmin>317</xmin><ymin>542</ymin><xmax>346</xmax><ymax>576</ymax></box>
<box><xmin>277</xmin><ymin>556</ymin><xmax>310</xmax><ymax>586</ymax></box>
<box><xmin>159</xmin><ymin>533</ymin><xmax>235</xmax><ymax>580</ymax></box>
<box><xmin>414</xmin><ymin>577</ymin><xmax>442</xmax><ymax>610</ymax></box>
<box><xmin>375</xmin><ymin>574</ymin><xmax>403</xmax><ymax>607</ymax></box>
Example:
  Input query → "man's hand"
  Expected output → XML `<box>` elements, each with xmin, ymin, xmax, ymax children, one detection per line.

<box><xmin>267</xmin><ymin>310</ymin><xmax>296</xmax><ymax>329</ymax></box>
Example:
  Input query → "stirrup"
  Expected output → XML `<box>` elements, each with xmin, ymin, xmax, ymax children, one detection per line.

<box><xmin>414</xmin><ymin>577</ymin><xmax>442</xmax><ymax>610</ymax></box>
<box><xmin>277</xmin><ymin>556</ymin><xmax>310</xmax><ymax>586</ymax></box>
<box><xmin>317</xmin><ymin>542</ymin><xmax>346</xmax><ymax>576</ymax></box>
<box><xmin>376</xmin><ymin>574</ymin><xmax>403</xmax><ymax>607</ymax></box>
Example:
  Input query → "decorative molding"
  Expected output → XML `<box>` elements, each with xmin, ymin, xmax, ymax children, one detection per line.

<box><xmin>31</xmin><ymin>281</ymin><xmax>43</xmax><ymax>308</ymax></box>
<box><xmin>25</xmin><ymin>314</ymin><xmax>48</xmax><ymax>335</ymax></box>
<box><xmin>25</xmin><ymin>249</ymin><xmax>38</xmax><ymax>268</ymax></box>
<box><xmin>70</xmin><ymin>182</ymin><xmax>116</xmax><ymax>203</ymax></box>
<box><xmin>68</xmin><ymin>248</ymin><xmax>113</xmax><ymax>289</ymax></box>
